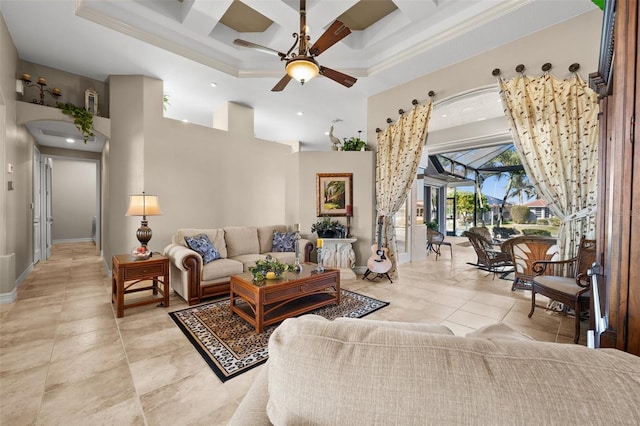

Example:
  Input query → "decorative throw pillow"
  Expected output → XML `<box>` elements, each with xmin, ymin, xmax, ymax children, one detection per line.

<box><xmin>272</xmin><ymin>231</ymin><xmax>296</xmax><ymax>252</ymax></box>
<box><xmin>184</xmin><ymin>234</ymin><xmax>221</xmax><ymax>264</ymax></box>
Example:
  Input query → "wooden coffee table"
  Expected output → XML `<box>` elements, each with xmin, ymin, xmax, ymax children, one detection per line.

<box><xmin>230</xmin><ymin>263</ymin><xmax>340</xmax><ymax>333</ymax></box>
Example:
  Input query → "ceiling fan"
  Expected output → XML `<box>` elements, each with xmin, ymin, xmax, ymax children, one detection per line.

<box><xmin>233</xmin><ymin>0</ymin><xmax>357</xmax><ymax>92</ymax></box>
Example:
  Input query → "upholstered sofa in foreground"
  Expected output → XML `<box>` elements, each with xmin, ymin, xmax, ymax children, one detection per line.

<box><xmin>163</xmin><ymin>225</ymin><xmax>312</xmax><ymax>305</ymax></box>
<box><xmin>229</xmin><ymin>315</ymin><xmax>640</xmax><ymax>425</ymax></box>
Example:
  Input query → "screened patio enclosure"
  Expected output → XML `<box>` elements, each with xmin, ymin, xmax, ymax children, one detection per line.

<box><xmin>420</xmin><ymin>144</ymin><xmax>525</xmax><ymax>236</ymax></box>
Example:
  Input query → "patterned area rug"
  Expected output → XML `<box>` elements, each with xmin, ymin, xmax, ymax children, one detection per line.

<box><xmin>169</xmin><ymin>290</ymin><xmax>389</xmax><ymax>382</ymax></box>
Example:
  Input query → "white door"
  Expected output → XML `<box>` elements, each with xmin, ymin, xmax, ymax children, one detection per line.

<box><xmin>44</xmin><ymin>158</ymin><xmax>53</xmax><ymax>258</ymax></box>
<box><xmin>33</xmin><ymin>149</ymin><xmax>41</xmax><ymax>264</ymax></box>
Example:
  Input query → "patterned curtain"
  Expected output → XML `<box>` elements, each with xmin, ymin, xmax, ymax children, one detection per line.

<box><xmin>498</xmin><ymin>73</ymin><xmax>598</xmax><ymax>260</ymax></box>
<box><xmin>375</xmin><ymin>102</ymin><xmax>432</xmax><ymax>277</ymax></box>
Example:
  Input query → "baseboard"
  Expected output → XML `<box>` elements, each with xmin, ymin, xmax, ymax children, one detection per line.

<box><xmin>0</xmin><ymin>287</ymin><xmax>17</xmax><ymax>304</ymax></box>
<box><xmin>0</xmin><ymin>253</ymin><xmax>16</xmax><ymax>304</ymax></box>
<box><xmin>103</xmin><ymin>256</ymin><xmax>112</xmax><ymax>278</ymax></box>
<box><xmin>53</xmin><ymin>238</ymin><xmax>93</xmax><ymax>244</ymax></box>
<box><xmin>16</xmin><ymin>263</ymin><xmax>34</xmax><ymax>287</ymax></box>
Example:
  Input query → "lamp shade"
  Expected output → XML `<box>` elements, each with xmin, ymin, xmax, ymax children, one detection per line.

<box><xmin>286</xmin><ymin>58</ymin><xmax>319</xmax><ymax>84</ymax></box>
<box><xmin>126</xmin><ymin>194</ymin><xmax>162</xmax><ymax>217</ymax></box>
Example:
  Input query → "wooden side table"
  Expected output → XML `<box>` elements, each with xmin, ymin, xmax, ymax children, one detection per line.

<box><xmin>111</xmin><ymin>253</ymin><xmax>169</xmax><ymax>318</ymax></box>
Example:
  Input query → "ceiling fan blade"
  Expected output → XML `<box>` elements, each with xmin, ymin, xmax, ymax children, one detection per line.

<box><xmin>233</xmin><ymin>39</ymin><xmax>286</xmax><ymax>58</ymax></box>
<box><xmin>272</xmin><ymin>75</ymin><xmax>293</xmax><ymax>92</ymax></box>
<box><xmin>309</xmin><ymin>20</ymin><xmax>351</xmax><ymax>56</ymax></box>
<box><xmin>319</xmin><ymin>66</ymin><xmax>357</xmax><ymax>88</ymax></box>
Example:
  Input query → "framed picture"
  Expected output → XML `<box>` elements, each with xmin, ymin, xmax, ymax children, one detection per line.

<box><xmin>316</xmin><ymin>173</ymin><xmax>353</xmax><ymax>216</ymax></box>
<box><xmin>85</xmin><ymin>89</ymin><xmax>98</xmax><ymax>115</ymax></box>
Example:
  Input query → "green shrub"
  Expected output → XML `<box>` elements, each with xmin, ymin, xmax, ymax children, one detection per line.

<box><xmin>537</xmin><ymin>218</ymin><xmax>549</xmax><ymax>225</ymax></box>
<box><xmin>549</xmin><ymin>216</ymin><xmax>561</xmax><ymax>227</ymax></box>
<box><xmin>522</xmin><ymin>228</ymin><xmax>552</xmax><ymax>236</ymax></box>
<box><xmin>511</xmin><ymin>206</ymin><xmax>531</xmax><ymax>224</ymax></box>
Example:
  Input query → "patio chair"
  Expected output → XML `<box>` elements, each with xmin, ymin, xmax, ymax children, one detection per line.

<box><xmin>467</xmin><ymin>226</ymin><xmax>496</xmax><ymax>244</ymax></box>
<box><xmin>464</xmin><ymin>231</ymin><xmax>513</xmax><ymax>279</ymax></box>
<box><xmin>426</xmin><ymin>228</ymin><xmax>452</xmax><ymax>260</ymax></box>
<box><xmin>502</xmin><ymin>235</ymin><xmax>558</xmax><ymax>291</ymax></box>
<box><xmin>530</xmin><ymin>237</ymin><xmax>597</xmax><ymax>343</ymax></box>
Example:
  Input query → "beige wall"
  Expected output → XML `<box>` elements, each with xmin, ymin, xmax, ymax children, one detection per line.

<box><xmin>367</xmin><ymin>10</ymin><xmax>603</xmax><ymax>148</ymax></box>
<box><xmin>18</xmin><ymin>60</ymin><xmax>109</xmax><ymax>118</ymax></box>
<box><xmin>51</xmin><ymin>158</ymin><xmax>97</xmax><ymax>242</ymax></box>
<box><xmin>297</xmin><ymin>151</ymin><xmax>376</xmax><ymax>269</ymax></box>
<box><xmin>0</xmin><ymin>12</ymin><xmax>33</xmax><ymax>296</ymax></box>
<box><xmin>106</xmin><ymin>75</ymin><xmax>378</xmax><ymax>269</ymax></box>
<box><xmin>106</xmin><ymin>75</ymin><xmax>300</xmax><ymax>263</ymax></box>
<box><xmin>367</xmin><ymin>10</ymin><xmax>602</xmax><ymax>262</ymax></box>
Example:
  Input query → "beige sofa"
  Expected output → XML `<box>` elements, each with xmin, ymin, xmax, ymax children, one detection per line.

<box><xmin>163</xmin><ymin>225</ymin><xmax>312</xmax><ymax>305</ymax></box>
<box><xmin>229</xmin><ymin>315</ymin><xmax>640</xmax><ymax>425</ymax></box>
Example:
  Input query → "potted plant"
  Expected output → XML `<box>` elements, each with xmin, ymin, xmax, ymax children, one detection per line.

<box><xmin>311</xmin><ymin>216</ymin><xmax>346</xmax><ymax>238</ymax></box>
<box><xmin>56</xmin><ymin>102</ymin><xmax>94</xmax><ymax>143</ymax></box>
<box><xmin>341</xmin><ymin>136</ymin><xmax>370</xmax><ymax>151</ymax></box>
<box><xmin>426</xmin><ymin>221</ymin><xmax>439</xmax><ymax>230</ymax></box>
<box><xmin>249</xmin><ymin>256</ymin><xmax>294</xmax><ymax>281</ymax></box>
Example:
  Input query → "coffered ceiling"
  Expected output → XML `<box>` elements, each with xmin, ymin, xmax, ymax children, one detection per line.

<box><xmin>0</xmin><ymin>0</ymin><xmax>597</xmax><ymax>152</ymax></box>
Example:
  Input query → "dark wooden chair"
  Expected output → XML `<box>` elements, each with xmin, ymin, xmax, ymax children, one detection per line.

<box><xmin>530</xmin><ymin>237</ymin><xmax>597</xmax><ymax>343</ymax></box>
<box><xmin>426</xmin><ymin>228</ymin><xmax>452</xmax><ymax>260</ymax></box>
<box><xmin>502</xmin><ymin>235</ymin><xmax>558</xmax><ymax>291</ymax></box>
<box><xmin>464</xmin><ymin>231</ymin><xmax>513</xmax><ymax>279</ymax></box>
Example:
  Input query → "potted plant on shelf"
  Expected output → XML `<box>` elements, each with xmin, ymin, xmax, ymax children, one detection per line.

<box><xmin>311</xmin><ymin>216</ymin><xmax>346</xmax><ymax>238</ymax></box>
<box><xmin>341</xmin><ymin>136</ymin><xmax>370</xmax><ymax>151</ymax></box>
<box><xmin>56</xmin><ymin>102</ymin><xmax>94</xmax><ymax>143</ymax></box>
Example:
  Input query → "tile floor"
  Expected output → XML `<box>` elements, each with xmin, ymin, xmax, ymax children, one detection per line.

<box><xmin>0</xmin><ymin>240</ymin><xmax>587</xmax><ymax>425</ymax></box>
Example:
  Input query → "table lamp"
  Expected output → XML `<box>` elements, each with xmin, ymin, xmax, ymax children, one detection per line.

<box><xmin>126</xmin><ymin>192</ymin><xmax>162</xmax><ymax>248</ymax></box>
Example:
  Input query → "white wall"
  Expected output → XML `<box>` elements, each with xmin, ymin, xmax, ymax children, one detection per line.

<box><xmin>51</xmin><ymin>158</ymin><xmax>96</xmax><ymax>242</ymax></box>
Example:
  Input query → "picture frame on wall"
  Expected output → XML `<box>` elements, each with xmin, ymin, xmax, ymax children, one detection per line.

<box><xmin>85</xmin><ymin>89</ymin><xmax>98</xmax><ymax>115</ymax></box>
<box><xmin>316</xmin><ymin>173</ymin><xmax>353</xmax><ymax>216</ymax></box>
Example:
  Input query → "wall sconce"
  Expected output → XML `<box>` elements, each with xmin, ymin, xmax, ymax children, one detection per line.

<box><xmin>20</xmin><ymin>73</ymin><xmax>61</xmax><ymax>105</ymax></box>
<box><xmin>126</xmin><ymin>192</ymin><xmax>162</xmax><ymax>248</ymax></box>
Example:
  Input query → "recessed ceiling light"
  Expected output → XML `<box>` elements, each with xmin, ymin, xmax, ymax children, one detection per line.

<box><xmin>65</xmin><ymin>138</ymin><xmax>74</xmax><ymax>143</ymax></box>
<box><xmin>324</xmin><ymin>131</ymin><xmax>329</xmax><ymax>136</ymax></box>
<box><xmin>210</xmin><ymin>82</ymin><xmax>217</xmax><ymax>87</ymax></box>
<box><xmin>441</xmin><ymin>114</ymin><xmax>447</xmax><ymax>118</ymax></box>
<box><xmin>182</xmin><ymin>119</ymin><xmax>189</xmax><ymax>123</ymax></box>
<box><xmin>297</xmin><ymin>112</ymin><xmax>303</xmax><ymax>116</ymax></box>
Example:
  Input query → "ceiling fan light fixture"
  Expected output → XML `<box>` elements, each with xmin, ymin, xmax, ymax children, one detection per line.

<box><xmin>286</xmin><ymin>57</ymin><xmax>319</xmax><ymax>85</ymax></box>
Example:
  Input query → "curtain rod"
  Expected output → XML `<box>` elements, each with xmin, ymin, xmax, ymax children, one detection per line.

<box><xmin>491</xmin><ymin>62</ymin><xmax>580</xmax><ymax>76</ymax></box>
<box><xmin>376</xmin><ymin>91</ymin><xmax>435</xmax><ymax>133</ymax></box>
